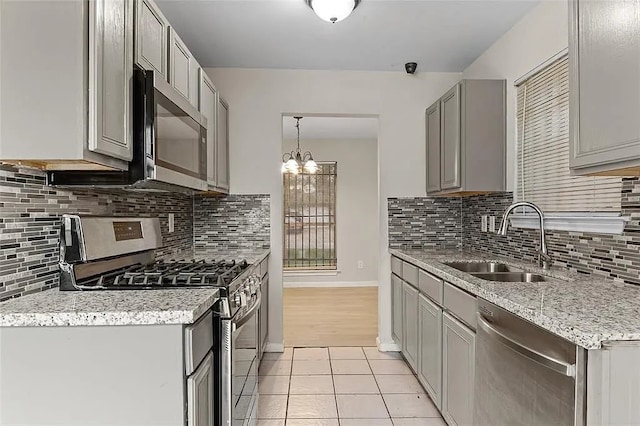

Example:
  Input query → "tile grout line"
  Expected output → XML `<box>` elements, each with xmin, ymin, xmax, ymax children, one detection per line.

<box><xmin>366</xmin><ymin>347</ymin><xmax>394</xmax><ymax>423</ymax></box>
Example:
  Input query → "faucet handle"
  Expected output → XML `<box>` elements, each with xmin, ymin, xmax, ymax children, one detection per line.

<box><xmin>537</xmin><ymin>251</ymin><xmax>553</xmax><ymax>270</ymax></box>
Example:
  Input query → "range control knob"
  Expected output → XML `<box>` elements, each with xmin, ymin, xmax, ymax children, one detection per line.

<box><xmin>233</xmin><ymin>292</ymin><xmax>243</xmax><ymax>307</ymax></box>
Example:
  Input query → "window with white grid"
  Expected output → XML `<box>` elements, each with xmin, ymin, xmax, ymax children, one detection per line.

<box><xmin>516</xmin><ymin>55</ymin><xmax>622</xmax><ymax>214</ymax></box>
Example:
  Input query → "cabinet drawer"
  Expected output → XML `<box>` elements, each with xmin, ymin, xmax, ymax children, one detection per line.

<box><xmin>443</xmin><ymin>282</ymin><xmax>476</xmax><ymax>330</ymax></box>
<box><xmin>419</xmin><ymin>270</ymin><xmax>443</xmax><ymax>305</ymax></box>
<box><xmin>403</xmin><ymin>262</ymin><xmax>419</xmax><ymax>287</ymax></box>
<box><xmin>391</xmin><ymin>256</ymin><xmax>403</xmax><ymax>276</ymax></box>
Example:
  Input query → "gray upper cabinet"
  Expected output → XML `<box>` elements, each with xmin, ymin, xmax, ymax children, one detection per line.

<box><xmin>425</xmin><ymin>102</ymin><xmax>441</xmax><ymax>193</ymax></box>
<box><xmin>169</xmin><ymin>28</ymin><xmax>193</xmax><ymax>103</ymax></box>
<box><xmin>418</xmin><ymin>294</ymin><xmax>443</xmax><ymax>410</ymax></box>
<box><xmin>216</xmin><ymin>96</ymin><xmax>230</xmax><ymax>192</ymax></box>
<box><xmin>189</xmin><ymin>57</ymin><xmax>202</xmax><ymax>109</ymax></box>
<box><xmin>135</xmin><ymin>0</ymin><xmax>169</xmax><ymax>80</ymax></box>
<box><xmin>426</xmin><ymin>79</ymin><xmax>506</xmax><ymax>195</ymax></box>
<box><xmin>88</xmin><ymin>0</ymin><xmax>134</xmax><ymax>162</ymax></box>
<box><xmin>199</xmin><ymin>70</ymin><xmax>218</xmax><ymax>188</ymax></box>
<box><xmin>569</xmin><ymin>0</ymin><xmax>640</xmax><ymax>175</ymax></box>
<box><xmin>391</xmin><ymin>274</ymin><xmax>403</xmax><ymax>347</ymax></box>
<box><xmin>440</xmin><ymin>84</ymin><xmax>461</xmax><ymax>190</ymax></box>
<box><xmin>402</xmin><ymin>281</ymin><xmax>419</xmax><ymax>372</ymax></box>
<box><xmin>1</xmin><ymin>0</ymin><xmax>133</xmax><ymax>170</ymax></box>
<box><xmin>442</xmin><ymin>312</ymin><xmax>475</xmax><ymax>426</ymax></box>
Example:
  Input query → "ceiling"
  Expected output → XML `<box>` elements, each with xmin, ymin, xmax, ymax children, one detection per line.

<box><xmin>282</xmin><ymin>116</ymin><xmax>378</xmax><ymax>140</ymax></box>
<box><xmin>156</xmin><ymin>0</ymin><xmax>539</xmax><ymax>72</ymax></box>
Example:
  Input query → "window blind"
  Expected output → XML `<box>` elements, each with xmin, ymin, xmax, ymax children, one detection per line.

<box><xmin>516</xmin><ymin>56</ymin><xmax>621</xmax><ymax>212</ymax></box>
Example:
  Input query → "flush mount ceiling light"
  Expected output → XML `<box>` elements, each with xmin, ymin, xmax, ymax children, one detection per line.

<box><xmin>306</xmin><ymin>0</ymin><xmax>361</xmax><ymax>23</ymax></box>
<box><xmin>282</xmin><ymin>117</ymin><xmax>318</xmax><ymax>174</ymax></box>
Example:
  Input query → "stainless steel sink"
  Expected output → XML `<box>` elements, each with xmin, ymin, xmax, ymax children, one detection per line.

<box><xmin>470</xmin><ymin>272</ymin><xmax>548</xmax><ymax>282</ymax></box>
<box><xmin>444</xmin><ymin>261</ymin><xmax>522</xmax><ymax>273</ymax></box>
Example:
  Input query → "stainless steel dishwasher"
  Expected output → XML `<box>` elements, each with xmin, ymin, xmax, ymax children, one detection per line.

<box><xmin>475</xmin><ymin>299</ymin><xmax>586</xmax><ymax>426</ymax></box>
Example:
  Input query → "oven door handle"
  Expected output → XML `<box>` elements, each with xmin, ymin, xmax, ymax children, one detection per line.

<box><xmin>476</xmin><ymin>313</ymin><xmax>576</xmax><ymax>377</ymax></box>
<box><xmin>233</xmin><ymin>293</ymin><xmax>262</xmax><ymax>330</ymax></box>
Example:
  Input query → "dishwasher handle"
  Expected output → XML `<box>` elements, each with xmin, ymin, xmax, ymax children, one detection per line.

<box><xmin>476</xmin><ymin>313</ymin><xmax>576</xmax><ymax>377</ymax></box>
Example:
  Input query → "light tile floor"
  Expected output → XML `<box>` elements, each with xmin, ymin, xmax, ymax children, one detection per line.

<box><xmin>258</xmin><ymin>347</ymin><xmax>446</xmax><ymax>426</ymax></box>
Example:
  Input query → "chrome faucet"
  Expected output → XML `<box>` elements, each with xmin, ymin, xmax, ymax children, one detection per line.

<box><xmin>497</xmin><ymin>201</ymin><xmax>552</xmax><ymax>270</ymax></box>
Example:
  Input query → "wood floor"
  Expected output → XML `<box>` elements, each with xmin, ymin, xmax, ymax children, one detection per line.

<box><xmin>284</xmin><ymin>287</ymin><xmax>378</xmax><ymax>347</ymax></box>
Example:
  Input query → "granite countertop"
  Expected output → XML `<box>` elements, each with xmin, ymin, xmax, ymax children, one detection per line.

<box><xmin>0</xmin><ymin>249</ymin><xmax>270</xmax><ymax>327</ymax></box>
<box><xmin>390</xmin><ymin>248</ymin><xmax>640</xmax><ymax>349</ymax></box>
<box><xmin>0</xmin><ymin>288</ymin><xmax>220</xmax><ymax>327</ymax></box>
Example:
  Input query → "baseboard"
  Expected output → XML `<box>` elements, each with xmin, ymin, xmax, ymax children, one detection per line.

<box><xmin>265</xmin><ymin>342</ymin><xmax>285</xmax><ymax>353</ymax></box>
<box><xmin>377</xmin><ymin>336</ymin><xmax>401</xmax><ymax>352</ymax></box>
<box><xmin>283</xmin><ymin>280</ymin><xmax>378</xmax><ymax>288</ymax></box>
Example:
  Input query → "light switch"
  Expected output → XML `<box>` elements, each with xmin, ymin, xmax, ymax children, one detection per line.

<box><xmin>168</xmin><ymin>213</ymin><xmax>175</xmax><ymax>233</ymax></box>
<box><xmin>481</xmin><ymin>215</ymin><xmax>488</xmax><ymax>232</ymax></box>
<box><xmin>489</xmin><ymin>216</ymin><xmax>496</xmax><ymax>233</ymax></box>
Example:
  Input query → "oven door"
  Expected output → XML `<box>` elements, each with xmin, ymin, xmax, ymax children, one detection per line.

<box><xmin>146</xmin><ymin>73</ymin><xmax>208</xmax><ymax>191</ymax></box>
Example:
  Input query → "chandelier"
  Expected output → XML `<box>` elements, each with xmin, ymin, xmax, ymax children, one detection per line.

<box><xmin>282</xmin><ymin>117</ymin><xmax>318</xmax><ymax>174</ymax></box>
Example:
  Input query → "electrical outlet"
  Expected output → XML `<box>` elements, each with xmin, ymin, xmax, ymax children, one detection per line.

<box><xmin>357</xmin><ymin>260</ymin><xmax>364</xmax><ymax>269</ymax></box>
<box><xmin>489</xmin><ymin>216</ymin><xmax>496</xmax><ymax>233</ymax></box>
<box><xmin>168</xmin><ymin>213</ymin><xmax>175</xmax><ymax>233</ymax></box>
<box><xmin>481</xmin><ymin>215</ymin><xmax>488</xmax><ymax>232</ymax></box>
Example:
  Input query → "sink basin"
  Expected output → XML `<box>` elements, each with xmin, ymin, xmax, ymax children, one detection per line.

<box><xmin>470</xmin><ymin>272</ymin><xmax>548</xmax><ymax>283</ymax></box>
<box><xmin>444</xmin><ymin>261</ymin><xmax>521</xmax><ymax>273</ymax></box>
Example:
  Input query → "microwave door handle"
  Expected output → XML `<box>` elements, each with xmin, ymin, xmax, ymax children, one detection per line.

<box><xmin>476</xmin><ymin>313</ymin><xmax>576</xmax><ymax>377</ymax></box>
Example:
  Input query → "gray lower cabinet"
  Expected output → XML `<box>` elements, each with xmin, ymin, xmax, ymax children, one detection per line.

<box><xmin>391</xmin><ymin>274</ymin><xmax>404</xmax><ymax>347</ymax></box>
<box><xmin>134</xmin><ymin>0</ymin><xmax>169</xmax><ymax>79</ymax></box>
<box><xmin>187</xmin><ymin>351</ymin><xmax>214</xmax><ymax>426</ymax></box>
<box><xmin>259</xmin><ymin>273</ymin><xmax>269</xmax><ymax>358</ymax></box>
<box><xmin>426</xmin><ymin>79</ymin><xmax>506</xmax><ymax>195</ymax></box>
<box><xmin>418</xmin><ymin>294</ymin><xmax>443</xmax><ymax>410</ymax></box>
<box><xmin>442</xmin><ymin>312</ymin><xmax>475</xmax><ymax>426</ymax></box>
<box><xmin>569</xmin><ymin>0</ymin><xmax>640</xmax><ymax>175</ymax></box>
<box><xmin>402</xmin><ymin>281</ymin><xmax>419</xmax><ymax>371</ymax></box>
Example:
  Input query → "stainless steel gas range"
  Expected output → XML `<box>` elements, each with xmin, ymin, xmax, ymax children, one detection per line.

<box><xmin>58</xmin><ymin>214</ymin><xmax>263</xmax><ymax>426</ymax></box>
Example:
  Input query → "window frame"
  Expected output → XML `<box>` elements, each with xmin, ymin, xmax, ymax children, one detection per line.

<box><xmin>511</xmin><ymin>50</ymin><xmax>627</xmax><ymax>235</ymax></box>
<box><xmin>282</xmin><ymin>161</ymin><xmax>338</xmax><ymax>271</ymax></box>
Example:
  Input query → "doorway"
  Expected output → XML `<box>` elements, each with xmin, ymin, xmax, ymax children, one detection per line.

<box><xmin>280</xmin><ymin>115</ymin><xmax>380</xmax><ymax>347</ymax></box>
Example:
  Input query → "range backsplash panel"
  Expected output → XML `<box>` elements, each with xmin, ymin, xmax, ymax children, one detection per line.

<box><xmin>388</xmin><ymin>197</ymin><xmax>462</xmax><ymax>250</ymax></box>
<box><xmin>0</xmin><ymin>164</ymin><xmax>193</xmax><ymax>302</ymax></box>
<box><xmin>388</xmin><ymin>177</ymin><xmax>640</xmax><ymax>286</ymax></box>
<box><xmin>194</xmin><ymin>194</ymin><xmax>270</xmax><ymax>252</ymax></box>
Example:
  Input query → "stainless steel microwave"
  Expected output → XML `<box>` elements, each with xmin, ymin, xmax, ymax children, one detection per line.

<box><xmin>47</xmin><ymin>67</ymin><xmax>208</xmax><ymax>192</ymax></box>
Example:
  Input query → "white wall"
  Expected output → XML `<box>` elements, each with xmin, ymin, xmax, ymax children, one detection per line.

<box><xmin>462</xmin><ymin>1</ymin><xmax>569</xmax><ymax>191</ymax></box>
<box><xmin>205</xmin><ymin>67</ymin><xmax>460</xmax><ymax>350</ymax></box>
<box><xmin>282</xmin><ymin>137</ymin><xmax>378</xmax><ymax>287</ymax></box>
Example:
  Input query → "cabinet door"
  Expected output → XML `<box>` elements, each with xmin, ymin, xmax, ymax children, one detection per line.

<box><xmin>189</xmin><ymin>57</ymin><xmax>201</xmax><ymax>109</ymax></box>
<box><xmin>88</xmin><ymin>0</ymin><xmax>134</xmax><ymax>162</ymax></box>
<box><xmin>426</xmin><ymin>101</ymin><xmax>441</xmax><ymax>193</ymax></box>
<box><xmin>418</xmin><ymin>294</ymin><xmax>443</xmax><ymax>410</ymax></box>
<box><xmin>199</xmin><ymin>70</ymin><xmax>218</xmax><ymax>187</ymax></box>
<box><xmin>402</xmin><ymin>282</ymin><xmax>419</xmax><ymax>372</ymax></box>
<box><xmin>169</xmin><ymin>27</ymin><xmax>192</xmax><ymax>102</ymax></box>
<box><xmin>391</xmin><ymin>274</ymin><xmax>403</xmax><ymax>347</ymax></box>
<box><xmin>569</xmin><ymin>0</ymin><xmax>640</xmax><ymax>174</ymax></box>
<box><xmin>259</xmin><ymin>274</ymin><xmax>269</xmax><ymax>358</ymax></box>
<box><xmin>135</xmin><ymin>0</ymin><xmax>168</xmax><ymax>79</ymax></box>
<box><xmin>216</xmin><ymin>96</ymin><xmax>230</xmax><ymax>191</ymax></box>
<box><xmin>440</xmin><ymin>84</ymin><xmax>461</xmax><ymax>190</ymax></box>
<box><xmin>187</xmin><ymin>351</ymin><xmax>214</xmax><ymax>426</ymax></box>
<box><xmin>442</xmin><ymin>312</ymin><xmax>475</xmax><ymax>426</ymax></box>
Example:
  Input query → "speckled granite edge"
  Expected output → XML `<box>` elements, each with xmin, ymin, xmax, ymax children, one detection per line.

<box><xmin>0</xmin><ymin>288</ymin><xmax>220</xmax><ymax>327</ymax></box>
<box><xmin>390</xmin><ymin>249</ymin><xmax>640</xmax><ymax>349</ymax></box>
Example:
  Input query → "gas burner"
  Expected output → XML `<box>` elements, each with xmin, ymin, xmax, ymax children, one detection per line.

<box><xmin>69</xmin><ymin>259</ymin><xmax>251</xmax><ymax>290</ymax></box>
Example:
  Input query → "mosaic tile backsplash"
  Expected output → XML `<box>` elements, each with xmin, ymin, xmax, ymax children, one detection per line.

<box><xmin>388</xmin><ymin>177</ymin><xmax>640</xmax><ymax>286</ymax></box>
<box><xmin>0</xmin><ymin>164</ymin><xmax>193</xmax><ymax>302</ymax></box>
<box><xmin>388</xmin><ymin>197</ymin><xmax>462</xmax><ymax>250</ymax></box>
<box><xmin>194</xmin><ymin>194</ymin><xmax>271</xmax><ymax>253</ymax></box>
